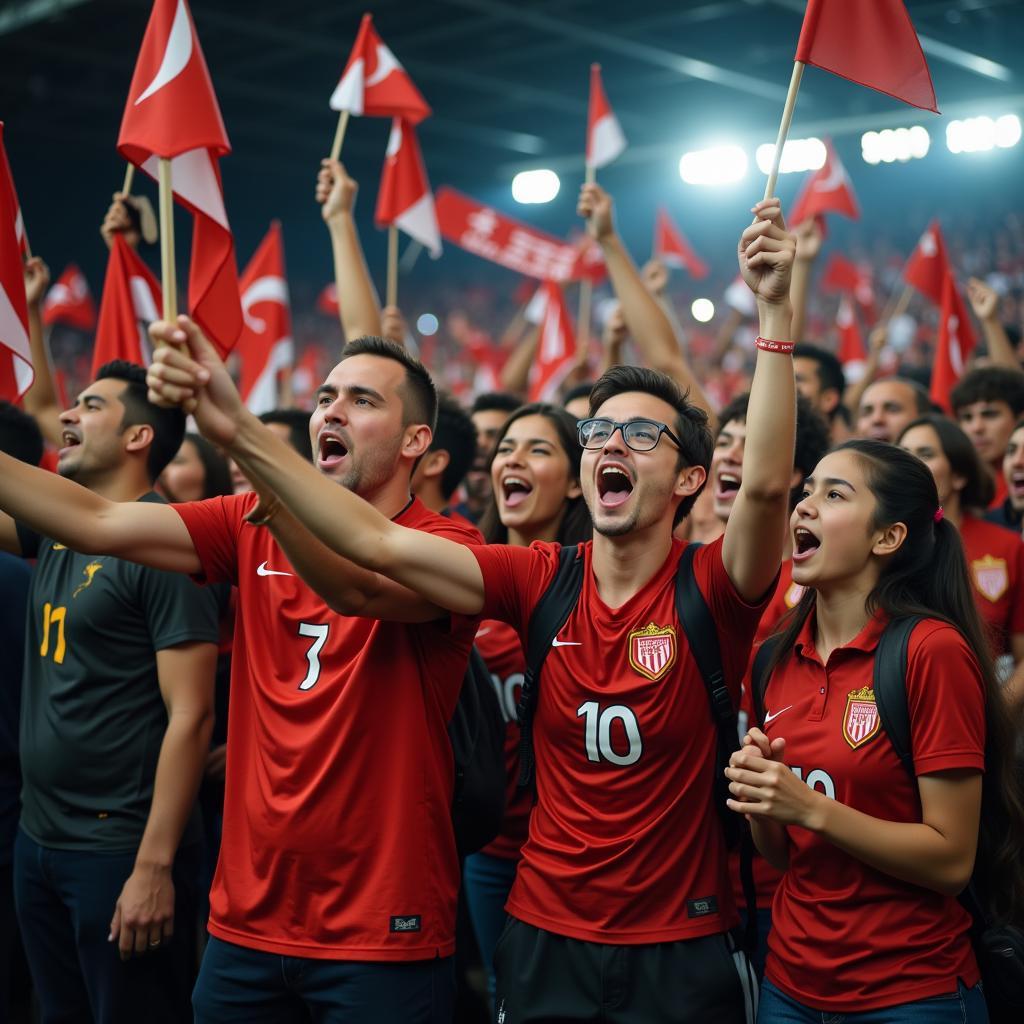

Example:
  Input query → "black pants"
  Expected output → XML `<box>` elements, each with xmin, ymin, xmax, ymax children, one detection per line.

<box><xmin>493</xmin><ymin>917</ymin><xmax>757</xmax><ymax>1024</ymax></box>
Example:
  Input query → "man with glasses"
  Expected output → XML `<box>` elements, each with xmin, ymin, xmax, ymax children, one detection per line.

<box><xmin>142</xmin><ymin>193</ymin><xmax>797</xmax><ymax>1022</ymax></box>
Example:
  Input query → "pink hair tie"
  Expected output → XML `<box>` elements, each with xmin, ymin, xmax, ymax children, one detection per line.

<box><xmin>934</xmin><ymin>506</ymin><xmax>944</xmax><ymax>524</ymax></box>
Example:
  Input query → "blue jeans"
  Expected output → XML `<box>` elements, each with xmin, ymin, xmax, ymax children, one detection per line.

<box><xmin>462</xmin><ymin>850</ymin><xmax>518</xmax><ymax>1001</ymax></box>
<box><xmin>193</xmin><ymin>935</ymin><xmax>455</xmax><ymax>1024</ymax></box>
<box><xmin>758</xmin><ymin>978</ymin><xmax>988</xmax><ymax>1023</ymax></box>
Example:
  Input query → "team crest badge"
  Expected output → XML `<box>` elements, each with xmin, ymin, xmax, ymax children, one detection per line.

<box><xmin>628</xmin><ymin>622</ymin><xmax>677</xmax><ymax>681</ymax></box>
<box><xmin>971</xmin><ymin>555</ymin><xmax>1008</xmax><ymax>602</ymax></box>
<box><xmin>843</xmin><ymin>687</ymin><xmax>880</xmax><ymax>749</ymax></box>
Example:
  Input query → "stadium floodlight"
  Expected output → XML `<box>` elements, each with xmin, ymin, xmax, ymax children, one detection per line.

<box><xmin>861</xmin><ymin>126</ymin><xmax>930</xmax><ymax>165</ymax></box>
<box><xmin>679</xmin><ymin>145</ymin><xmax>747</xmax><ymax>186</ymax></box>
<box><xmin>755</xmin><ymin>138</ymin><xmax>826</xmax><ymax>175</ymax></box>
<box><xmin>691</xmin><ymin>298</ymin><xmax>715</xmax><ymax>323</ymax></box>
<box><xmin>511</xmin><ymin>169</ymin><xmax>560</xmax><ymax>204</ymax></box>
<box><xmin>416</xmin><ymin>313</ymin><xmax>439</xmax><ymax>336</ymax></box>
<box><xmin>947</xmin><ymin>115</ymin><xmax>1021</xmax><ymax>154</ymax></box>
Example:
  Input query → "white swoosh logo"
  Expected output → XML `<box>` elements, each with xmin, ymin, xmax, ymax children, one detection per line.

<box><xmin>475</xmin><ymin>627</ymin><xmax>492</xmax><ymax>639</ymax></box>
<box><xmin>241</xmin><ymin>275</ymin><xmax>289</xmax><ymax>333</ymax></box>
<box><xmin>551</xmin><ymin>638</ymin><xmax>582</xmax><ymax>647</ymax></box>
<box><xmin>764</xmin><ymin>705</ymin><xmax>793</xmax><ymax>725</ymax></box>
<box><xmin>256</xmin><ymin>561</ymin><xmax>293</xmax><ymax>577</ymax></box>
<box><xmin>135</xmin><ymin>0</ymin><xmax>192</xmax><ymax>105</ymax></box>
<box><xmin>366</xmin><ymin>43</ymin><xmax>402</xmax><ymax>87</ymax></box>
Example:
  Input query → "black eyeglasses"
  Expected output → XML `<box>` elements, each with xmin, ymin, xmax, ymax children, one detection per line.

<box><xmin>577</xmin><ymin>417</ymin><xmax>683</xmax><ymax>453</ymax></box>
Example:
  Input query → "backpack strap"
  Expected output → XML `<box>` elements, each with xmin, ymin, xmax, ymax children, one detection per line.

<box><xmin>751</xmin><ymin>636</ymin><xmax>783</xmax><ymax>729</ymax></box>
<box><xmin>516</xmin><ymin>545</ymin><xmax>586</xmax><ymax>789</ymax></box>
<box><xmin>871</xmin><ymin>616</ymin><xmax>922</xmax><ymax>782</ymax></box>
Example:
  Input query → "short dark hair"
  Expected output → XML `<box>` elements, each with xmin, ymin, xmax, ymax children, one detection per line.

<box><xmin>562</xmin><ymin>381</ymin><xmax>594</xmax><ymax>407</ymax></box>
<box><xmin>431</xmin><ymin>394</ymin><xmax>477</xmax><ymax>501</ymax></box>
<box><xmin>950</xmin><ymin>366</ymin><xmax>1024</xmax><ymax>418</ymax></box>
<box><xmin>793</xmin><ymin>343</ymin><xmax>845</xmax><ymax>418</ymax></box>
<box><xmin>897</xmin><ymin>414</ymin><xmax>995</xmax><ymax>510</ymax></box>
<box><xmin>0</xmin><ymin>401</ymin><xmax>44</xmax><ymax>466</ymax></box>
<box><xmin>259</xmin><ymin>408</ymin><xmax>313</xmax><ymax>461</ymax></box>
<box><xmin>95</xmin><ymin>360</ymin><xmax>185</xmax><ymax>482</ymax></box>
<box><xmin>471</xmin><ymin>391</ymin><xmax>521</xmax><ymax>416</ymax></box>
<box><xmin>863</xmin><ymin>376</ymin><xmax>934</xmax><ymax>416</ymax></box>
<box><xmin>588</xmin><ymin>365</ymin><xmax>712</xmax><ymax>526</ymax></box>
<box><xmin>340</xmin><ymin>336</ymin><xmax>437</xmax><ymax>431</ymax></box>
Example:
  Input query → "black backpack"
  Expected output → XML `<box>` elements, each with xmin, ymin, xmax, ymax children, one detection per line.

<box><xmin>752</xmin><ymin>617</ymin><xmax>1024</xmax><ymax>1022</ymax></box>
<box><xmin>448</xmin><ymin>645</ymin><xmax>507</xmax><ymax>859</ymax></box>
<box><xmin>515</xmin><ymin>542</ymin><xmax>758</xmax><ymax>951</ymax></box>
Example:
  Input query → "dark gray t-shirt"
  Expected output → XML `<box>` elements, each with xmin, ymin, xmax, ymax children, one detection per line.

<box><xmin>16</xmin><ymin>493</ymin><xmax>220</xmax><ymax>851</ymax></box>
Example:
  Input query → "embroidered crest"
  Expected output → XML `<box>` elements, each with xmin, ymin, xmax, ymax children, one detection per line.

<box><xmin>972</xmin><ymin>554</ymin><xmax>1008</xmax><ymax>603</ymax></box>
<box><xmin>628</xmin><ymin>622</ymin><xmax>677</xmax><ymax>681</ymax></box>
<box><xmin>784</xmin><ymin>581</ymin><xmax>806</xmax><ymax>608</ymax></box>
<box><xmin>843</xmin><ymin>686</ymin><xmax>880</xmax><ymax>750</ymax></box>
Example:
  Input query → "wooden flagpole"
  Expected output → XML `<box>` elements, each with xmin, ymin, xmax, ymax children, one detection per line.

<box><xmin>122</xmin><ymin>164</ymin><xmax>135</xmax><ymax>196</ymax></box>
<box><xmin>577</xmin><ymin>161</ymin><xmax>597</xmax><ymax>362</ymax></box>
<box><xmin>158</xmin><ymin>157</ymin><xmax>177</xmax><ymax>322</ymax></box>
<box><xmin>330</xmin><ymin>111</ymin><xmax>351</xmax><ymax>163</ymax></box>
<box><xmin>763</xmin><ymin>61</ymin><xmax>805</xmax><ymax>202</ymax></box>
<box><xmin>386</xmin><ymin>225</ymin><xmax>399</xmax><ymax>308</ymax></box>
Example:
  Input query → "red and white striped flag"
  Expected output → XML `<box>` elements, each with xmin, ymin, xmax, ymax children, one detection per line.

<box><xmin>586</xmin><ymin>64</ymin><xmax>626</xmax><ymax>170</ymax></box>
<box><xmin>653</xmin><ymin>207</ymin><xmax>708</xmax><ymax>279</ymax></box>
<box><xmin>117</xmin><ymin>0</ymin><xmax>241</xmax><ymax>354</ymax></box>
<box><xmin>529</xmin><ymin>280</ymin><xmax>576</xmax><ymax>402</ymax></box>
<box><xmin>43</xmin><ymin>265</ymin><xmax>96</xmax><ymax>330</ymax></box>
<box><xmin>0</xmin><ymin>125</ymin><xmax>28</xmax><ymax>259</ymax></box>
<box><xmin>0</xmin><ymin>124</ymin><xmax>32</xmax><ymax>402</ymax></box>
<box><xmin>375</xmin><ymin>119</ymin><xmax>441</xmax><ymax>256</ymax></box>
<box><xmin>237</xmin><ymin>222</ymin><xmax>294</xmax><ymax>415</ymax></box>
<box><xmin>330</xmin><ymin>13</ymin><xmax>430</xmax><ymax>125</ymax></box>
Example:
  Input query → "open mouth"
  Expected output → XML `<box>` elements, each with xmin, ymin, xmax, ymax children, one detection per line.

<box><xmin>501</xmin><ymin>475</ymin><xmax>533</xmax><ymax>509</ymax></box>
<box><xmin>597</xmin><ymin>463</ymin><xmax>634</xmax><ymax>509</ymax></box>
<box><xmin>715</xmin><ymin>471</ymin><xmax>741</xmax><ymax>502</ymax></box>
<box><xmin>1009</xmin><ymin>472</ymin><xmax>1024</xmax><ymax>500</ymax></box>
<box><xmin>318</xmin><ymin>434</ymin><xmax>349</xmax><ymax>469</ymax></box>
<box><xmin>792</xmin><ymin>526</ymin><xmax>821</xmax><ymax>562</ymax></box>
<box><xmin>59</xmin><ymin>430</ymin><xmax>81</xmax><ymax>455</ymax></box>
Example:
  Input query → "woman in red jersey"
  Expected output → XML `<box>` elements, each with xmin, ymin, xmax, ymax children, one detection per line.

<box><xmin>466</xmin><ymin>402</ymin><xmax>591</xmax><ymax>1004</ymax></box>
<box><xmin>725</xmin><ymin>439</ymin><xmax>1024</xmax><ymax>1022</ymax></box>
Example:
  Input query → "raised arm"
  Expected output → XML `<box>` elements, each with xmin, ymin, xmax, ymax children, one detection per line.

<box><xmin>21</xmin><ymin>257</ymin><xmax>63</xmax><ymax>448</ymax></box>
<box><xmin>967</xmin><ymin>277</ymin><xmax>1019</xmax><ymax>369</ymax></box>
<box><xmin>722</xmin><ymin>198</ymin><xmax>797</xmax><ymax>602</ymax></box>
<box><xmin>317</xmin><ymin>159</ymin><xmax>382</xmax><ymax>344</ymax></box>
<box><xmin>146</xmin><ymin>318</ymin><xmax>486</xmax><ymax>616</ymax></box>
<box><xmin>789</xmin><ymin>218</ymin><xmax>822</xmax><ymax>344</ymax></box>
<box><xmin>499</xmin><ymin>324</ymin><xmax>538</xmax><ymax>396</ymax></box>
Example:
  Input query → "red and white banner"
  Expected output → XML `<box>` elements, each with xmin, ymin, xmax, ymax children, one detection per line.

<box><xmin>653</xmin><ymin>207</ymin><xmax>708</xmax><ymax>279</ymax></box>
<box><xmin>43</xmin><ymin>265</ymin><xmax>96</xmax><ymax>330</ymax></box>
<box><xmin>0</xmin><ymin>123</ymin><xmax>28</xmax><ymax>259</ymax></box>
<box><xmin>904</xmin><ymin>220</ymin><xmax>948</xmax><ymax>306</ymax></box>
<box><xmin>789</xmin><ymin>141</ymin><xmax>860</xmax><ymax>227</ymax></box>
<box><xmin>529</xmin><ymin>280</ymin><xmax>576</xmax><ymax>402</ymax></box>
<box><xmin>375</xmin><ymin>119</ymin><xmax>441</xmax><ymax>256</ymax></box>
<box><xmin>91</xmin><ymin>235</ymin><xmax>163</xmax><ymax>378</ymax></box>
<box><xmin>436</xmin><ymin>187</ymin><xmax>605</xmax><ymax>283</ymax></box>
<box><xmin>931</xmin><ymin>271</ymin><xmax>977</xmax><ymax>413</ymax></box>
<box><xmin>836</xmin><ymin>296</ymin><xmax>867</xmax><ymax>382</ymax></box>
<box><xmin>587</xmin><ymin>63</ymin><xmax>626</xmax><ymax>170</ymax></box>
<box><xmin>237</xmin><ymin>222</ymin><xmax>294</xmax><ymax>416</ymax></box>
<box><xmin>0</xmin><ymin>123</ymin><xmax>32</xmax><ymax>402</ymax></box>
<box><xmin>330</xmin><ymin>13</ymin><xmax>430</xmax><ymax>125</ymax></box>
<box><xmin>117</xmin><ymin>0</ymin><xmax>241</xmax><ymax>354</ymax></box>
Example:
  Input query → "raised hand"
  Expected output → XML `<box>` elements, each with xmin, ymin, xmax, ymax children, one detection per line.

<box><xmin>641</xmin><ymin>258</ymin><xmax>669</xmax><ymax>296</ymax></box>
<box><xmin>24</xmin><ymin>256</ymin><xmax>50</xmax><ymax>307</ymax></box>
<box><xmin>794</xmin><ymin>217</ymin><xmax>823</xmax><ymax>263</ymax></box>
<box><xmin>577</xmin><ymin>182</ymin><xmax>615</xmax><ymax>242</ymax></box>
<box><xmin>100</xmin><ymin>193</ymin><xmax>140</xmax><ymax>249</ymax></box>
<box><xmin>381</xmin><ymin>305</ymin><xmax>407</xmax><ymax>346</ymax></box>
<box><xmin>967</xmin><ymin>277</ymin><xmax>1000</xmax><ymax>323</ymax></box>
<box><xmin>317</xmin><ymin>158</ymin><xmax>358</xmax><ymax>224</ymax></box>
<box><xmin>738</xmin><ymin>199</ymin><xmax>796</xmax><ymax>307</ymax></box>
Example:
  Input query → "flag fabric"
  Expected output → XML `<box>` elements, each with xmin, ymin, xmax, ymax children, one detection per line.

<box><xmin>291</xmin><ymin>345</ymin><xmax>322</xmax><ymax>408</ymax></box>
<box><xmin>789</xmin><ymin>141</ymin><xmax>860</xmax><ymax>227</ymax></box>
<box><xmin>652</xmin><ymin>207</ymin><xmax>708</xmax><ymax>279</ymax></box>
<box><xmin>42</xmin><ymin>265</ymin><xmax>96</xmax><ymax>330</ymax></box>
<box><xmin>529</xmin><ymin>280</ymin><xmax>576</xmax><ymax>402</ymax></box>
<box><xmin>317</xmin><ymin>282</ymin><xmax>340</xmax><ymax>317</ymax></box>
<box><xmin>586</xmin><ymin>63</ymin><xmax>626</xmax><ymax>169</ymax></box>
<box><xmin>795</xmin><ymin>0</ymin><xmax>938</xmax><ymax>113</ymax></box>
<box><xmin>0</xmin><ymin>124</ymin><xmax>32</xmax><ymax>402</ymax></box>
<box><xmin>91</xmin><ymin>235</ymin><xmax>162</xmax><ymax>378</ymax></box>
<box><xmin>931</xmin><ymin>271</ymin><xmax>978</xmax><ymax>413</ymax></box>
<box><xmin>237</xmin><ymin>222</ymin><xmax>294</xmax><ymax>416</ymax></box>
<box><xmin>375</xmin><ymin>119</ymin><xmax>441</xmax><ymax>257</ymax></box>
<box><xmin>904</xmin><ymin>220</ymin><xmax>948</xmax><ymax>305</ymax></box>
<box><xmin>0</xmin><ymin>124</ymin><xmax>28</xmax><ymax>258</ymax></box>
<box><xmin>836</xmin><ymin>296</ymin><xmax>867</xmax><ymax>382</ymax></box>
<box><xmin>821</xmin><ymin>252</ymin><xmax>876</xmax><ymax>322</ymax></box>
<box><xmin>117</xmin><ymin>0</ymin><xmax>241</xmax><ymax>355</ymax></box>
<box><xmin>330</xmin><ymin>13</ymin><xmax>430</xmax><ymax>125</ymax></box>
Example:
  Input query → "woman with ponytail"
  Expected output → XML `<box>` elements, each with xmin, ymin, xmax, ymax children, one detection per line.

<box><xmin>726</xmin><ymin>440</ymin><xmax>1024</xmax><ymax>1022</ymax></box>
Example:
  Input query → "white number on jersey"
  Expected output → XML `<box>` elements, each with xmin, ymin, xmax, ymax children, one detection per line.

<box><xmin>577</xmin><ymin>701</ymin><xmax>643</xmax><ymax>767</ymax></box>
<box><xmin>297</xmin><ymin>622</ymin><xmax>330</xmax><ymax>691</ymax></box>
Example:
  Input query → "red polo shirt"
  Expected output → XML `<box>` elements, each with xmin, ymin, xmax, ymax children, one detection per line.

<box><xmin>959</xmin><ymin>512</ymin><xmax>1024</xmax><ymax>657</ymax></box>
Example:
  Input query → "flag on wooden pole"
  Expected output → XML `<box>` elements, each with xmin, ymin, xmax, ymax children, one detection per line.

<box><xmin>931</xmin><ymin>271</ymin><xmax>977</xmax><ymax>412</ymax></box>
<box><xmin>375</xmin><ymin>119</ymin><xmax>441</xmax><ymax>257</ymax></box>
<box><xmin>0</xmin><ymin>124</ymin><xmax>32</xmax><ymax>401</ymax></box>
<box><xmin>788</xmin><ymin>141</ymin><xmax>860</xmax><ymax>227</ymax></box>
<box><xmin>904</xmin><ymin>221</ymin><xmax>949</xmax><ymax>305</ymax></box>
<box><xmin>586</xmin><ymin>64</ymin><xmax>626</xmax><ymax>171</ymax></box>
<box><xmin>529</xmin><ymin>280</ymin><xmax>576</xmax><ymax>402</ymax></box>
<box><xmin>652</xmin><ymin>207</ymin><xmax>708</xmax><ymax>279</ymax></box>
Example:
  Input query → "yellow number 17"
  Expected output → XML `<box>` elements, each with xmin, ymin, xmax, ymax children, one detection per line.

<box><xmin>40</xmin><ymin>603</ymin><xmax>67</xmax><ymax>664</ymax></box>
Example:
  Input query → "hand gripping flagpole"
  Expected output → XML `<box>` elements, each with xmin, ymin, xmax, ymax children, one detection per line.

<box><xmin>330</xmin><ymin>111</ymin><xmax>351</xmax><ymax>163</ymax></box>
<box><xmin>763</xmin><ymin>61</ymin><xmax>805</xmax><ymax>202</ymax></box>
<box><xmin>158</xmin><ymin>157</ymin><xmax>177</xmax><ymax>322</ymax></box>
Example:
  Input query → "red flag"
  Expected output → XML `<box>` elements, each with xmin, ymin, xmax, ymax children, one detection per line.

<box><xmin>821</xmin><ymin>253</ymin><xmax>876</xmax><ymax>322</ymax></box>
<box><xmin>652</xmin><ymin>207</ymin><xmax>708</xmax><ymax>279</ymax></box>
<box><xmin>237</xmin><ymin>222</ymin><xmax>294</xmax><ymax>416</ymax></box>
<box><xmin>836</xmin><ymin>296</ymin><xmax>867</xmax><ymax>381</ymax></box>
<box><xmin>795</xmin><ymin>0</ymin><xmax>938</xmax><ymax>113</ymax></box>
<box><xmin>930</xmin><ymin>271</ymin><xmax>977</xmax><ymax>414</ymax></box>
<box><xmin>330</xmin><ymin>13</ymin><xmax>430</xmax><ymax>125</ymax></box>
<box><xmin>586</xmin><ymin>64</ymin><xmax>626</xmax><ymax>169</ymax></box>
<box><xmin>291</xmin><ymin>345</ymin><xmax>322</xmax><ymax>408</ymax></box>
<box><xmin>92</xmin><ymin>235</ymin><xmax>162</xmax><ymax>378</ymax></box>
<box><xmin>529</xmin><ymin>281</ymin><xmax>576</xmax><ymax>402</ymax></box>
<box><xmin>42</xmin><ymin>265</ymin><xmax>96</xmax><ymax>330</ymax></box>
<box><xmin>0</xmin><ymin>125</ymin><xmax>28</xmax><ymax>259</ymax></box>
<box><xmin>375</xmin><ymin>119</ymin><xmax>441</xmax><ymax>256</ymax></box>
<box><xmin>0</xmin><ymin>124</ymin><xmax>32</xmax><ymax>402</ymax></box>
<box><xmin>317</xmin><ymin>282</ymin><xmax>340</xmax><ymax>317</ymax></box>
<box><xmin>117</xmin><ymin>0</ymin><xmax>241</xmax><ymax>355</ymax></box>
<box><xmin>789</xmin><ymin>141</ymin><xmax>860</xmax><ymax>227</ymax></box>
<box><xmin>904</xmin><ymin>221</ymin><xmax>948</xmax><ymax>305</ymax></box>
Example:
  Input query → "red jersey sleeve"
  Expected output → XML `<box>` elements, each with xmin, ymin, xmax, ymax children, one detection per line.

<box><xmin>906</xmin><ymin>620</ymin><xmax>986</xmax><ymax>776</ymax></box>
<box><xmin>173</xmin><ymin>493</ymin><xmax>256</xmax><ymax>586</ymax></box>
<box><xmin>470</xmin><ymin>541</ymin><xmax>563</xmax><ymax>635</ymax></box>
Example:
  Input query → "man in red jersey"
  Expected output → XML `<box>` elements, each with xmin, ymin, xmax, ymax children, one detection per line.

<box><xmin>144</xmin><ymin>193</ymin><xmax>797</xmax><ymax>1023</ymax></box>
<box><xmin>0</xmin><ymin>335</ymin><xmax>480</xmax><ymax>1022</ymax></box>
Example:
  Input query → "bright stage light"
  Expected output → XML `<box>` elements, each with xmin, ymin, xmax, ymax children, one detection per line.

<box><xmin>755</xmin><ymin>138</ymin><xmax>826</xmax><ymax>175</ymax></box>
<box><xmin>416</xmin><ymin>313</ymin><xmax>439</xmax><ymax>336</ymax></box>
<box><xmin>947</xmin><ymin>115</ymin><xmax>1021</xmax><ymax>154</ymax></box>
<box><xmin>679</xmin><ymin>145</ymin><xmax>747</xmax><ymax>186</ymax></box>
<box><xmin>861</xmin><ymin>126</ymin><xmax>930</xmax><ymax>165</ymax></box>
<box><xmin>691</xmin><ymin>298</ymin><xmax>715</xmax><ymax>323</ymax></box>
<box><xmin>511</xmin><ymin>169</ymin><xmax>560</xmax><ymax>204</ymax></box>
